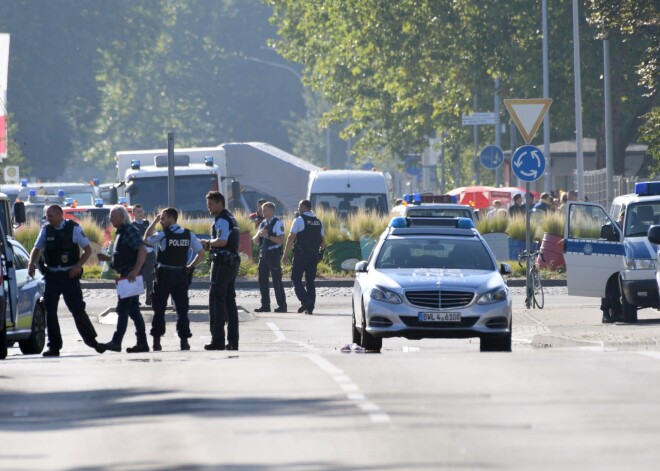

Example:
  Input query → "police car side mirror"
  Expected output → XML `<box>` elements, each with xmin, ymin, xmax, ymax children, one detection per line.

<box><xmin>355</xmin><ymin>261</ymin><xmax>368</xmax><ymax>273</ymax></box>
<box><xmin>13</xmin><ymin>201</ymin><xmax>26</xmax><ymax>224</ymax></box>
<box><xmin>648</xmin><ymin>225</ymin><xmax>660</xmax><ymax>245</ymax></box>
<box><xmin>600</xmin><ymin>223</ymin><xmax>620</xmax><ymax>242</ymax></box>
<box><xmin>500</xmin><ymin>263</ymin><xmax>512</xmax><ymax>276</ymax></box>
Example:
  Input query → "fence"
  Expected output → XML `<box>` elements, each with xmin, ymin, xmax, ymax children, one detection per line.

<box><xmin>575</xmin><ymin>168</ymin><xmax>638</xmax><ymax>210</ymax></box>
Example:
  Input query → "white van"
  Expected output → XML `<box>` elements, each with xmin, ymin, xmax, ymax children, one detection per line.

<box><xmin>563</xmin><ymin>182</ymin><xmax>660</xmax><ymax>324</ymax></box>
<box><xmin>307</xmin><ymin>170</ymin><xmax>390</xmax><ymax>217</ymax></box>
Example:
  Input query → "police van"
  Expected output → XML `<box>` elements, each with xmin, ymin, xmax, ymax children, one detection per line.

<box><xmin>564</xmin><ymin>182</ymin><xmax>660</xmax><ymax>323</ymax></box>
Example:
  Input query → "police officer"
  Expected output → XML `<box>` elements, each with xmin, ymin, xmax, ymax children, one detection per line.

<box><xmin>98</xmin><ymin>205</ymin><xmax>149</xmax><ymax>353</ymax></box>
<box><xmin>253</xmin><ymin>201</ymin><xmax>287</xmax><ymax>313</ymax></box>
<box><xmin>204</xmin><ymin>191</ymin><xmax>241</xmax><ymax>351</ymax></box>
<box><xmin>144</xmin><ymin>207</ymin><xmax>205</xmax><ymax>351</ymax></box>
<box><xmin>27</xmin><ymin>205</ymin><xmax>106</xmax><ymax>356</ymax></box>
<box><xmin>132</xmin><ymin>204</ymin><xmax>155</xmax><ymax>305</ymax></box>
<box><xmin>282</xmin><ymin>200</ymin><xmax>325</xmax><ymax>315</ymax></box>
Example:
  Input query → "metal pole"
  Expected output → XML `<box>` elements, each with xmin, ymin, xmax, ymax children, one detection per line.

<box><xmin>167</xmin><ymin>132</ymin><xmax>175</xmax><ymax>207</ymax></box>
<box><xmin>473</xmin><ymin>93</ymin><xmax>479</xmax><ymax>185</ymax></box>
<box><xmin>604</xmin><ymin>39</ymin><xmax>614</xmax><ymax>208</ymax></box>
<box><xmin>510</xmin><ymin>122</ymin><xmax>518</xmax><ymax>187</ymax></box>
<box><xmin>542</xmin><ymin>0</ymin><xmax>552</xmax><ymax>194</ymax></box>
<box><xmin>525</xmin><ymin>181</ymin><xmax>531</xmax><ymax>294</ymax></box>
<box><xmin>573</xmin><ymin>0</ymin><xmax>585</xmax><ymax>200</ymax></box>
<box><xmin>495</xmin><ymin>78</ymin><xmax>501</xmax><ymax>187</ymax></box>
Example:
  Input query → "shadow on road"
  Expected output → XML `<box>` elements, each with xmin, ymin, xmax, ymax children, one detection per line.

<box><xmin>0</xmin><ymin>388</ymin><xmax>357</xmax><ymax>432</ymax></box>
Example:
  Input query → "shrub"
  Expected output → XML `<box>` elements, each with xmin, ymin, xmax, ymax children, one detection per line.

<box><xmin>14</xmin><ymin>224</ymin><xmax>40</xmax><ymax>253</ymax></box>
<box><xmin>477</xmin><ymin>214</ymin><xmax>508</xmax><ymax>234</ymax></box>
<box><xmin>506</xmin><ymin>214</ymin><xmax>539</xmax><ymax>241</ymax></box>
<box><xmin>536</xmin><ymin>211</ymin><xmax>565</xmax><ymax>239</ymax></box>
<box><xmin>77</xmin><ymin>217</ymin><xmax>106</xmax><ymax>246</ymax></box>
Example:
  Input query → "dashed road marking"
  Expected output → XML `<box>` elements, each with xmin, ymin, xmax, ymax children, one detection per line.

<box><xmin>267</xmin><ymin>321</ymin><xmax>391</xmax><ymax>424</ymax></box>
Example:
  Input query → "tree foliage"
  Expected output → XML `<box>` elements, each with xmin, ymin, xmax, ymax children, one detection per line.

<box><xmin>269</xmin><ymin>0</ymin><xmax>658</xmax><ymax>179</ymax></box>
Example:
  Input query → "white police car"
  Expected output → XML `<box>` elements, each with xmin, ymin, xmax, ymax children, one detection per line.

<box><xmin>564</xmin><ymin>182</ymin><xmax>660</xmax><ymax>323</ymax></box>
<box><xmin>392</xmin><ymin>193</ymin><xmax>477</xmax><ymax>223</ymax></box>
<box><xmin>352</xmin><ymin>217</ymin><xmax>512</xmax><ymax>352</ymax></box>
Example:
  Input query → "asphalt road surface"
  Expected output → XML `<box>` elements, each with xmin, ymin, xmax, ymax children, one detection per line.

<box><xmin>2</xmin><ymin>287</ymin><xmax>660</xmax><ymax>470</ymax></box>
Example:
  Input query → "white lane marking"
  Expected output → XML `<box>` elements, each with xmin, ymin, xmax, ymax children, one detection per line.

<box><xmin>266</xmin><ymin>322</ymin><xmax>286</xmax><ymax>342</ymax></box>
<box><xmin>267</xmin><ymin>321</ymin><xmax>391</xmax><ymax>424</ymax></box>
<box><xmin>512</xmin><ymin>337</ymin><xmax>533</xmax><ymax>344</ymax></box>
<box><xmin>638</xmin><ymin>352</ymin><xmax>660</xmax><ymax>361</ymax></box>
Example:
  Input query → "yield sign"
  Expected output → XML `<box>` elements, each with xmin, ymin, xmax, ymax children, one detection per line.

<box><xmin>504</xmin><ymin>98</ymin><xmax>552</xmax><ymax>144</ymax></box>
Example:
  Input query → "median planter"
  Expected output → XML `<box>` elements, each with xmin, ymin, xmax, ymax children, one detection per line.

<box><xmin>325</xmin><ymin>241</ymin><xmax>362</xmax><ymax>271</ymax></box>
<box><xmin>239</xmin><ymin>231</ymin><xmax>252</xmax><ymax>259</ymax></box>
<box><xmin>538</xmin><ymin>232</ymin><xmax>565</xmax><ymax>269</ymax></box>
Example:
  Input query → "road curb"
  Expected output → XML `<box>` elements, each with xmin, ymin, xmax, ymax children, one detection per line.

<box><xmin>532</xmin><ymin>333</ymin><xmax>659</xmax><ymax>350</ymax></box>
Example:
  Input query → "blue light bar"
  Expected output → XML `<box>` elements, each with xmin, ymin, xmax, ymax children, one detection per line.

<box><xmin>204</xmin><ymin>155</ymin><xmax>214</xmax><ymax>166</ymax></box>
<box><xmin>95</xmin><ymin>198</ymin><xmax>104</xmax><ymax>207</ymax></box>
<box><xmin>457</xmin><ymin>217</ymin><xmax>475</xmax><ymax>229</ymax></box>
<box><xmin>635</xmin><ymin>181</ymin><xmax>660</xmax><ymax>196</ymax></box>
<box><xmin>57</xmin><ymin>189</ymin><xmax>65</xmax><ymax>197</ymax></box>
<box><xmin>66</xmin><ymin>197</ymin><xmax>75</xmax><ymax>205</ymax></box>
<box><xmin>403</xmin><ymin>194</ymin><xmax>412</xmax><ymax>204</ymax></box>
<box><xmin>389</xmin><ymin>217</ymin><xmax>409</xmax><ymax>228</ymax></box>
<box><xmin>118</xmin><ymin>197</ymin><xmax>127</xmax><ymax>204</ymax></box>
<box><xmin>451</xmin><ymin>195</ymin><xmax>458</xmax><ymax>204</ymax></box>
<box><xmin>29</xmin><ymin>189</ymin><xmax>36</xmax><ymax>197</ymax></box>
<box><xmin>20</xmin><ymin>179</ymin><xmax>28</xmax><ymax>187</ymax></box>
<box><xmin>131</xmin><ymin>159</ymin><xmax>140</xmax><ymax>170</ymax></box>
<box><xmin>413</xmin><ymin>193</ymin><xmax>421</xmax><ymax>204</ymax></box>
<box><xmin>93</xmin><ymin>178</ymin><xmax>100</xmax><ymax>186</ymax></box>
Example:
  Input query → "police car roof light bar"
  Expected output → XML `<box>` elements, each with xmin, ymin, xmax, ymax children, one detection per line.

<box><xmin>635</xmin><ymin>182</ymin><xmax>660</xmax><ymax>196</ymax></box>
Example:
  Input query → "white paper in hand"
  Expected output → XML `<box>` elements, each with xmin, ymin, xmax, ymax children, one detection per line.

<box><xmin>116</xmin><ymin>275</ymin><xmax>145</xmax><ymax>299</ymax></box>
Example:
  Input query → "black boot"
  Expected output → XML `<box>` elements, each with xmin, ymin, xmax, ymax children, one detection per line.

<box><xmin>126</xmin><ymin>343</ymin><xmax>150</xmax><ymax>353</ymax></box>
<box><xmin>180</xmin><ymin>338</ymin><xmax>190</xmax><ymax>351</ymax></box>
<box><xmin>152</xmin><ymin>337</ymin><xmax>162</xmax><ymax>351</ymax></box>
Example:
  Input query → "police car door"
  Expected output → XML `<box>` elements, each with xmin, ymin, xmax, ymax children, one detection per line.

<box><xmin>563</xmin><ymin>201</ymin><xmax>622</xmax><ymax>297</ymax></box>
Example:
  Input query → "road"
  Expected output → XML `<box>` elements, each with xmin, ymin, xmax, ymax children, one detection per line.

<box><xmin>2</xmin><ymin>287</ymin><xmax>660</xmax><ymax>470</ymax></box>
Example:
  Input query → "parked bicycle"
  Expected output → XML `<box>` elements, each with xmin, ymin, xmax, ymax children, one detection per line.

<box><xmin>519</xmin><ymin>249</ymin><xmax>545</xmax><ymax>309</ymax></box>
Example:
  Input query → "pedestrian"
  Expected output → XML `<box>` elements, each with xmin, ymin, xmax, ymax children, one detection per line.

<box><xmin>98</xmin><ymin>205</ymin><xmax>149</xmax><ymax>353</ymax></box>
<box><xmin>131</xmin><ymin>204</ymin><xmax>155</xmax><ymax>305</ymax></box>
<box><xmin>27</xmin><ymin>204</ymin><xmax>106</xmax><ymax>357</ymax></box>
<box><xmin>282</xmin><ymin>199</ymin><xmax>325</xmax><ymax>315</ymax></box>
<box><xmin>508</xmin><ymin>194</ymin><xmax>526</xmax><ymax>218</ymax></box>
<box><xmin>204</xmin><ymin>191</ymin><xmax>241</xmax><ymax>351</ymax></box>
<box><xmin>487</xmin><ymin>200</ymin><xmax>503</xmax><ymax>219</ymax></box>
<box><xmin>249</xmin><ymin>198</ymin><xmax>267</xmax><ymax>228</ymax></box>
<box><xmin>532</xmin><ymin>192</ymin><xmax>552</xmax><ymax>215</ymax></box>
<box><xmin>253</xmin><ymin>201</ymin><xmax>287</xmax><ymax>313</ymax></box>
<box><xmin>144</xmin><ymin>207</ymin><xmax>204</xmax><ymax>351</ymax></box>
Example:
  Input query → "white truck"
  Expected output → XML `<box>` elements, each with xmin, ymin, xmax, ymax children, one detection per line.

<box><xmin>307</xmin><ymin>169</ymin><xmax>391</xmax><ymax>217</ymax></box>
<box><xmin>112</xmin><ymin>143</ymin><xmax>321</xmax><ymax>216</ymax></box>
<box><xmin>114</xmin><ymin>146</ymin><xmax>227</xmax><ymax>217</ymax></box>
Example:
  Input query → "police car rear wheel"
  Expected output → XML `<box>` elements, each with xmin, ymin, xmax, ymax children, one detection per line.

<box><xmin>360</xmin><ymin>300</ymin><xmax>382</xmax><ymax>353</ymax></box>
<box><xmin>19</xmin><ymin>302</ymin><xmax>46</xmax><ymax>355</ymax></box>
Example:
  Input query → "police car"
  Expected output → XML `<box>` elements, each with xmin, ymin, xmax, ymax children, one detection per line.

<box><xmin>352</xmin><ymin>217</ymin><xmax>512</xmax><ymax>352</ymax></box>
<box><xmin>391</xmin><ymin>193</ymin><xmax>477</xmax><ymax>223</ymax></box>
<box><xmin>563</xmin><ymin>182</ymin><xmax>660</xmax><ymax>323</ymax></box>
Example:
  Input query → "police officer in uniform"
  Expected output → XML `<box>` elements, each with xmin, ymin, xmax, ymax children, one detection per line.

<box><xmin>98</xmin><ymin>205</ymin><xmax>149</xmax><ymax>353</ymax></box>
<box><xmin>253</xmin><ymin>202</ymin><xmax>287</xmax><ymax>313</ymax></box>
<box><xmin>282</xmin><ymin>200</ymin><xmax>325</xmax><ymax>315</ymax></box>
<box><xmin>204</xmin><ymin>191</ymin><xmax>241</xmax><ymax>350</ymax></box>
<box><xmin>28</xmin><ymin>204</ymin><xmax>106</xmax><ymax>356</ymax></box>
<box><xmin>144</xmin><ymin>207</ymin><xmax>205</xmax><ymax>351</ymax></box>
<box><xmin>132</xmin><ymin>204</ymin><xmax>155</xmax><ymax>305</ymax></box>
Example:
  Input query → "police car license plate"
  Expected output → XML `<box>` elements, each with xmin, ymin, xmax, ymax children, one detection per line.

<box><xmin>418</xmin><ymin>312</ymin><xmax>461</xmax><ymax>322</ymax></box>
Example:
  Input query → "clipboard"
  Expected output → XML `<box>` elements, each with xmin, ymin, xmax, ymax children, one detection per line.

<box><xmin>115</xmin><ymin>275</ymin><xmax>145</xmax><ymax>299</ymax></box>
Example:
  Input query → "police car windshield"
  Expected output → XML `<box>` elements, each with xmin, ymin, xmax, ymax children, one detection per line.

<box><xmin>375</xmin><ymin>237</ymin><xmax>494</xmax><ymax>270</ymax></box>
<box><xmin>625</xmin><ymin>203</ymin><xmax>660</xmax><ymax>237</ymax></box>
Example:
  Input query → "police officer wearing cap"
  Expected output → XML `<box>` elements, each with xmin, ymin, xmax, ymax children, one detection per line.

<box><xmin>253</xmin><ymin>201</ymin><xmax>287</xmax><ymax>313</ymax></box>
<box><xmin>144</xmin><ymin>207</ymin><xmax>205</xmax><ymax>351</ymax></box>
<box><xmin>132</xmin><ymin>204</ymin><xmax>155</xmax><ymax>305</ymax></box>
<box><xmin>204</xmin><ymin>191</ymin><xmax>241</xmax><ymax>351</ymax></box>
<box><xmin>28</xmin><ymin>204</ymin><xmax>106</xmax><ymax>356</ymax></box>
<box><xmin>282</xmin><ymin>199</ymin><xmax>325</xmax><ymax>315</ymax></box>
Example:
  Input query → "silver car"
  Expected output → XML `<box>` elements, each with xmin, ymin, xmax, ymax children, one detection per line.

<box><xmin>352</xmin><ymin>218</ymin><xmax>512</xmax><ymax>352</ymax></box>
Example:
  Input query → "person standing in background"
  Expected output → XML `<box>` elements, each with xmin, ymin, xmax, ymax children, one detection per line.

<box><xmin>131</xmin><ymin>204</ymin><xmax>155</xmax><ymax>305</ymax></box>
<box><xmin>253</xmin><ymin>202</ymin><xmax>287</xmax><ymax>313</ymax></box>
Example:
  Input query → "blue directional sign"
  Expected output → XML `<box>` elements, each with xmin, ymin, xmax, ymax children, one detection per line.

<box><xmin>479</xmin><ymin>145</ymin><xmax>504</xmax><ymax>170</ymax></box>
<box><xmin>512</xmin><ymin>145</ymin><xmax>546</xmax><ymax>182</ymax></box>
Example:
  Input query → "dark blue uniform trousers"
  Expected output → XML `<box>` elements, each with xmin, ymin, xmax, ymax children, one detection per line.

<box><xmin>44</xmin><ymin>271</ymin><xmax>98</xmax><ymax>350</ymax></box>
<box><xmin>209</xmin><ymin>260</ymin><xmax>240</xmax><ymax>347</ymax></box>
<box><xmin>258</xmin><ymin>247</ymin><xmax>286</xmax><ymax>309</ymax></box>
<box><xmin>151</xmin><ymin>266</ymin><xmax>191</xmax><ymax>339</ymax></box>
<box><xmin>291</xmin><ymin>249</ymin><xmax>319</xmax><ymax>309</ymax></box>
